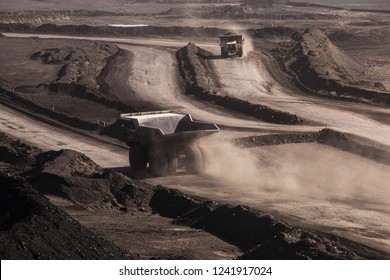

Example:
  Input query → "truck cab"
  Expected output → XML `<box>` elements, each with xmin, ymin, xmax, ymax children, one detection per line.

<box><xmin>219</xmin><ymin>33</ymin><xmax>244</xmax><ymax>58</ymax></box>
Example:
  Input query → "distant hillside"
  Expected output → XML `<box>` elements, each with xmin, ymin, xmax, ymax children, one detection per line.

<box><xmin>292</xmin><ymin>0</ymin><xmax>390</xmax><ymax>11</ymax></box>
<box><xmin>293</xmin><ymin>0</ymin><xmax>388</xmax><ymax>3</ymax></box>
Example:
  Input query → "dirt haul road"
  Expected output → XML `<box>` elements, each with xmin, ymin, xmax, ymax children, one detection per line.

<box><xmin>2</xmin><ymin>33</ymin><xmax>390</xmax><ymax>253</ymax></box>
<box><xmin>211</xmin><ymin>51</ymin><xmax>390</xmax><ymax>146</ymax></box>
<box><xmin>5</xmin><ymin>33</ymin><xmax>390</xmax><ymax>145</ymax></box>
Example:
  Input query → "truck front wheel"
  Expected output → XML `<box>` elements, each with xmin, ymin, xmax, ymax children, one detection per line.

<box><xmin>167</xmin><ymin>150</ymin><xmax>178</xmax><ymax>175</ymax></box>
<box><xmin>129</xmin><ymin>145</ymin><xmax>147</xmax><ymax>172</ymax></box>
<box><xmin>148</xmin><ymin>149</ymin><xmax>169</xmax><ymax>177</ymax></box>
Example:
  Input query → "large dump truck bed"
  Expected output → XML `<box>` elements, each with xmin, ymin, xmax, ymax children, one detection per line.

<box><xmin>120</xmin><ymin>111</ymin><xmax>219</xmax><ymax>145</ymax></box>
<box><xmin>119</xmin><ymin>111</ymin><xmax>220</xmax><ymax>176</ymax></box>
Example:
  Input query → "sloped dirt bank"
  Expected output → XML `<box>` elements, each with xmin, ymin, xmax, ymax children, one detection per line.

<box><xmin>150</xmin><ymin>187</ymin><xmax>390</xmax><ymax>259</ymax></box>
<box><xmin>0</xmin><ymin>132</ymin><xmax>149</xmax><ymax>259</ymax></box>
<box><xmin>0</xmin><ymin>10</ymin><xmax>130</xmax><ymax>25</ymax></box>
<box><xmin>233</xmin><ymin>131</ymin><xmax>320</xmax><ymax>148</ymax></box>
<box><xmin>27</xmin><ymin>149</ymin><xmax>154</xmax><ymax>212</ymax></box>
<box><xmin>0</xmin><ymin>88</ymin><xmax>100</xmax><ymax>131</ymax></box>
<box><xmin>3</xmin><ymin>129</ymin><xmax>390</xmax><ymax>259</ymax></box>
<box><xmin>274</xmin><ymin>29</ymin><xmax>390</xmax><ymax>106</ymax></box>
<box><xmin>317</xmin><ymin>128</ymin><xmax>390</xmax><ymax>166</ymax></box>
<box><xmin>176</xmin><ymin>43</ymin><xmax>302</xmax><ymax>125</ymax></box>
<box><xmin>202</xmin><ymin>4</ymin><xmax>338</xmax><ymax>20</ymax></box>
<box><xmin>0</xmin><ymin>132</ymin><xmax>42</xmax><ymax>176</ymax></box>
<box><xmin>0</xmin><ymin>132</ymin><xmax>240</xmax><ymax>259</ymax></box>
<box><xmin>234</xmin><ymin>129</ymin><xmax>390</xmax><ymax>166</ymax></box>
<box><xmin>0</xmin><ymin>23</ymin><xmax>226</xmax><ymax>38</ymax></box>
<box><xmin>0</xmin><ymin>37</ymin><xmax>136</xmax><ymax>132</ymax></box>
<box><xmin>0</xmin><ymin>175</ymin><xmax>133</xmax><ymax>260</ymax></box>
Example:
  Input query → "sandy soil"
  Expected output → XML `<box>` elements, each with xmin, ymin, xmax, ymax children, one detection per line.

<box><xmin>1</xmin><ymin>0</ymin><xmax>390</xmax><ymax>260</ymax></box>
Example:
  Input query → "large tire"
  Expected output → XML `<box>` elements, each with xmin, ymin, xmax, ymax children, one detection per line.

<box><xmin>221</xmin><ymin>48</ymin><xmax>228</xmax><ymax>58</ymax></box>
<box><xmin>129</xmin><ymin>145</ymin><xmax>147</xmax><ymax>172</ymax></box>
<box><xmin>148</xmin><ymin>149</ymin><xmax>169</xmax><ymax>177</ymax></box>
<box><xmin>184</xmin><ymin>146</ymin><xmax>203</xmax><ymax>174</ymax></box>
<box><xmin>166</xmin><ymin>150</ymin><xmax>178</xmax><ymax>176</ymax></box>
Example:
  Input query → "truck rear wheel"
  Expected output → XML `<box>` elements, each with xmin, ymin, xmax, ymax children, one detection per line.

<box><xmin>184</xmin><ymin>146</ymin><xmax>203</xmax><ymax>174</ymax></box>
<box><xmin>148</xmin><ymin>149</ymin><xmax>169</xmax><ymax>177</ymax></box>
<box><xmin>167</xmin><ymin>150</ymin><xmax>178</xmax><ymax>175</ymax></box>
<box><xmin>129</xmin><ymin>145</ymin><xmax>147</xmax><ymax>172</ymax></box>
<box><xmin>221</xmin><ymin>48</ymin><xmax>228</xmax><ymax>58</ymax></box>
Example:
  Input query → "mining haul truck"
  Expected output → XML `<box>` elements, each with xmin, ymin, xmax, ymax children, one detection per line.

<box><xmin>219</xmin><ymin>33</ymin><xmax>244</xmax><ymax>58</ymax></box>
<box><xmin>119</xmin><ymin>111</ymin><xmax>220</xmax><ymax>177</ymax></box>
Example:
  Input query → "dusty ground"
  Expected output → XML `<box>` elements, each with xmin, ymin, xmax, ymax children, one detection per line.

<box><xmin>1</xmin><ymin>131</ymin><xmax>389</xmax><ymax>259</ymax></box>
<box><xmin>1</xmin><ymin>0</ymin><xmax>390</xmax><ymax>259</ymax></box>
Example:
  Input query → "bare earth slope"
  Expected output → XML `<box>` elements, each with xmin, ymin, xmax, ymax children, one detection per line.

<box><xmin>275</xmin><ymin>29</ymin><xmax>390</xmax><ymax>105</ymax></box>
<box><xmin>176</xmin><ymin>43</ymin><xmax>302</xmax><ymax>124</ymax></box>
<box><xmin>1</xmin><ymin>132</ymin><xmax>389</xmax><ymax>259</ymax></box>
<box><xmin>0</xmin><ymin>175</ymin><xmax>132</xmax><ymax>260</ymax></box>
<box><xmin>0</xmin><ymin>37</ymin><xmax>136</xmax><ymax>131</ymax></box>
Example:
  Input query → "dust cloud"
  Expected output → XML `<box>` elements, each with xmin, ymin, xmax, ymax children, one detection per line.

<box><xmin>178</xmin><ymin>4</ymin><xmax>254</xmax><ymax>57</ymax></box>
<box><xmin>202</xmin><ymin>138</ymin><xmax>261</xmax><ymax>188</ymax></box>
<box><xmin>201</xmin><ymin>136</ymin><xmax>390</xmax><ymax>205</ymax></box>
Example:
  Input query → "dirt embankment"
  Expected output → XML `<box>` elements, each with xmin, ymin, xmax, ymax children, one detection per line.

<box><xmin>234</xmin><ymin>128</ymin><xmax>390</xmax><ymax>167</ymax></box>
<box><xmin>274</xmin><ymin>28</ymin><xmax>390</xmax><ymax>106</ymax></box>
<box><xmin>0</xmin><ymin>131</ymin><xmax>153</xmax><ymax>259</ymax></box>
<box><xmin>28</xmin><ymin>149</ymin><xmax>154</xmax><ymax>212</ymax></box>
<box><xmin>0</xmin><ymin>9</ymin><xmax>138</xmax><ymax>25</ymax></box>
<box><xmin>0</xmin><ymin>133</ymin><xmax>140</xmax><ymax>259</ymax></box>
<box><xmin>252</xmin><ymin>26</ymin><xmax>297</xmax><ymax>39</ymax></box>
<box><xmin>233</xmin><ymin>132</ymin><xmax>320</xmax><ymax>148</ymax></box>
<box><xmin>0</xmin><ymin>37</ymin><xmax>136</xmax><ymax>131</ymax></box>
<box><xmin>0</xmin><ymin>175</ymin><xmax>134</xmax><ymax>260</ymax></box>
<box><xmin>150</xmin><ymin>187</ymin><xmax>389</xmax><ymax>259</ymax></box>
<box><xmin>0</xmin><ymin>133</ymin><xmax>153</xmax><ymax>212</ymax></box>
<box><xmin>202</xmin><ymin>4</ymin><xmax>339</xmax><ymax>20</ymax></box>
<box><xmin>176</xmin><ymin>43</ymin><xmax>302</xmax><ymax>125</ymax></box>
<box><xmin>0</xmin><ymin>23</ymin><xmax>226</xmax><ymax>38</ymax></box>
<box><xmin>2</xmin><ymin>131</ymin><xmax>390</xmax><ymax>259</ymax></box>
